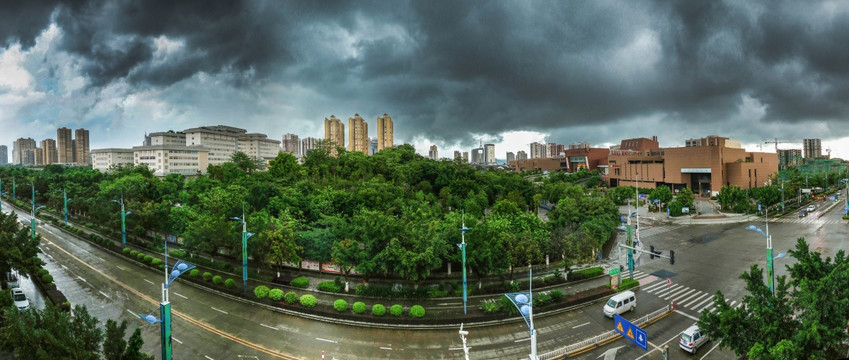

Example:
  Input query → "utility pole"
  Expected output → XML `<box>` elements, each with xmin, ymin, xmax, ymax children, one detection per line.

<box><xmin>458</xmin><ymin>211</ymin><xmax>472</xmax><ymax>315</ymax></box>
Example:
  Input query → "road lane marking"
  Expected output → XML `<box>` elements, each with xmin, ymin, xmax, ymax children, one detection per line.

<box><xmin>78</xmin><ymin>276</ymin><xmax>87</xmax><ymax>282</ymax></box>
<box><xmin>316</xmin><ymin>338</ymin><xmax>338</xmax><ymax>344</ymax></box>
<box><xmin>61</xmin><ymin>265</ymin><xmax>68</xmax><ymax>269</ymax></box>
<box><xmin>449</xmin><ymin>347</ymin><xmax>472</xmax><ymax>351</ymax></box>
<box><xmin>437</xmin><ymin>302</ymin><xmax>462</xmax><ymax>306</ymax></box>
<box><xmin>261</xmin><ymin>323</ymin><xmax>279</xmax><ymax>330</ymax></box>
<box><xmin>380</xmin><ymin>347</ymin><xmax>392</xmax><ymax>350</ymax></box>
<box><xmin>514</xmin><ymin>338</ymin><xmax>530</xmax><ymax>343</ymax></box>
<box><xmin>174</xmin><ymin>292</ymin><xmax>188</xmax><ymax>299</ymax></box>
<box><xmin>98</xmin><ymin>291</ymin><xmax>110</xmax><ymax>299</ymax></box>
<box><xmin>116</xmin><ymin>266</ymin><xmax>125</xmax><ymax>271</ymax></box>
<box><xmin>126</xmin><ymin>309</ymin><xmax>138</xmax><ymax>317</ymax></box>
<box><xmin>144</xmin><ymin>279</ymin><xmax>155</xmax><ymax>285</ymax></box>
<box><xmin>211</xmin><ymin>307</ymin><xmax>229</xmax><ymax>314</ymax></box>
<box><xmin>691</xmin><ymin>296</ymin><xmax>715</xmax><ymax>311</ymax></box>
<box><xmin>205</xmin><ymin>356</ymin><xmax>214</xmax><ymax>360</ymax></box>
<box><xmin>173</xmin><ymin>337</ymin><xmax>183</xmax><ymax>344</ymax></box>
<box><xmin>642</xmin><ymin>281</ymin><xmax>667</xmax><ymax>292</ymax></box>
<box><xmin>572</xmin><ymin>322</ymin><xmax>591</xmax><ymax>329</ymax></box>
<box><xmin>675</xmin><ymin>310</ymin><xmax>699</xmax><ymax>322</ymax></box>
<box><xmin>700</xmin><ymin>340</ymin><xmax>723</xmax><ymax>359</ymax></box>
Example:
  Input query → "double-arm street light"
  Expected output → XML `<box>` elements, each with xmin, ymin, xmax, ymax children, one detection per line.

<box><xmin>504</xmin><ymin>266</ymin><xmax>538</xmax><ymax>360</ymax></box>
<box><xmin>112</xmin><ymin>193</ymin><xmax>132</xmax><ymax>245</ymax></box>
<box><xmin>230</xmin><ymin>204</ymin><xmax>254</xmax><ymax>294</ymax></box>
<box><xmin>458</xmin><ymin>211</ymin><xmax>472</xmax><ymax>315</ymax></box>
<box><xmin>30</xmin><ymin>182</ymin><xmax>45</xmax><ymax>240</ymax></box>
<box><xmin>617</xmin><ymin>209</ymin><xmax>639</xmax><ymax>284</ymax></box>
<box><xmin>138</xmin><ymin>259</ymin><xmax>196</xmax><ymax>360</ymax></box>
<box><xmin>746</xmin><ymin>224</ymin><xmax>774</xmax><ymax>295</ymax></box>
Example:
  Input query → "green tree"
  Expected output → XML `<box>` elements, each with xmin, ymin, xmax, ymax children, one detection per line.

<box><xmin>0</xmin><ymin>305</ymin><xmax>104</xmax><ymax>359</ymax></box>
<box><xmin>102</xmin><ymin>319</ymin><xmax>128</xmax><ymax>360</ymax></box>
<box><xmin>0</xmin><ymin>211</ymin><xmax>44</xmax><ymax>283</ymax></box>
<box><xmin>676</xmin><ymin>187</ymin><xmax>695</xmax><ymax>209</ymax></box>
<box><xmin>123</xmin><ymin>328</ymin><xmax>154</xmax><ymax>360</ymax></box>
<box><xmin>648</xmin><ymin>185</ymin><xmax>673</xmax><ymax>210</ymax></box>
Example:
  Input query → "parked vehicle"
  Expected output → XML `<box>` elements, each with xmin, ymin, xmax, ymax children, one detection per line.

<box><xmin>11</xmin><ymin>288</ymin><xmax>29</xmax><ymax>311</ymax></box>
<box><xmin>807</xmin><ymin>204</ymin><xmax>817</xmax><ymax>212</ymax></box>
<box><xmin>4</xmin><ymin>271</ymin><xmax>19</xmax><ymax>289</ymax></box>
<box><xmin>679</xmin><ymin>324</ymin><xmax>709</xmax><ymax>353</ymax></box>
<box><xmin>603</xmin><ymin>290</ymin><xmax>636</xmax><ymax>318</ymax></box>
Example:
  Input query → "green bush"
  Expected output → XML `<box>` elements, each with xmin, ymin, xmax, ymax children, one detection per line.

<box><xmin>123</xmin><ymin>247</ymin><xmax>131</xmax><ymax>254</ymax></box>
<box><xmin>550</xmin><ymin>289</ymin><xmax>564</xmax><ymax>302</ymax></box>
<box><xmin>390</xmin><ymin>304</ymin><xmax>403</xmax><ymax>317</ymax></box>
<box><xmin>290</xmin><ymin>277</ymin><xmax>309</xmax><ymax>289</ymax></box>
<box><xmin>130</xmin><ymin>250</ymin><xmax>138</xmax><ymax>258</ymax></box>
<box><xmin>534</xmin><ymin>293</ymin><xmax>552</xmax><ymax>307</ymax></box>
<box><xmin>333</xmin><ymin>299</ymin><xmax>348</xmax><ymax>312</ymax></box>
<box><xmin>352</xmin><ymin>302</ymin><xmax>367</xmax><ymax>314</ymax></box>
<box><xmin>169</xmin><ymin>249</ymin><xmax>186</xmax><ymax>258</ymax></box>
<box><xmin>202</xmin><ymin>272</ymin><xmax>213</xmax><ymax>282</ymax></box>
<box><xmin>318</xmin><ymin>281</ymin><xmax>342</xmax><ymax>293</ymax></box>
<box><xmin>143</xmin><ymin>255</ymin><xmax>153</xmax><ymax>264</ymax></box>
<box><xmin>569</xmin><ymin>266</ymin><xmax>604</xmax><ymax>280</ymax></box>
<box><xmin>371</xmin><ymin>304</ymin><xmax>386</xmax><ymax>316</ymax></box>
<box><xmin>151</xmin><ymin>258</ymin><xmax>161</xmax><ymax>267</ymax></box>
<box><xmin>617</xmin><ymin>278</ymin><xmax>640</xmax><ymax>292</ymax></box>
<box><xmin>137</xmin><ymin>253</ymin><xmax>146</xmax><ymax>261</ymax></box>
<box><xmin>254</xmin><ymin>285</ymin><xmax>270</xmax><ymax>299</ymax></box>
<box><xmin>269</xmin><ymin>289</ymin><xmax>284</xmax><ymax>302</ymax></box>
<box><xmin>42</xmin><ymin>274</ymin><xmax>53</xmax><ymax>284</ymax></box>
<box><xmin>299</xmin><ymin>294</ymin><xmax>317</xmax><ymax>308</ymax></box>
<box><xmin>212</xmin><ymin>276</ymin><xmax>223</xmax><ymax>285</ymax></box>
<box><xmin>409</xmin><ymin>305</ymin><xmax>425</xmax><ymax>318</ymax></box>
<box><xmin>225</xmin><ymin>278</ymin><xmax>236</xmax><ymax>289</ymax></box>
<box><xmin>283</xmin><ymin>291</ymin><xmax>298</xmax><ymax>305</ymax></box>
<box><xmin>37</xmin><ymin>268</ymin><xmax>49</xmax><ymax>277</ymax></box>
<box><xmin>480</xmin><ymin>299</ymin><xmax>501</xmax><ymax>313</ymax></box>
<box><xmin>189</xmin><ymin>269</ymin><xmax>200</xmax><ymax>278</ymax></box>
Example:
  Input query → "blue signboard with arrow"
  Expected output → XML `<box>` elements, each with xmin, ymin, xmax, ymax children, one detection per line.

<box><xmin>614</xmin><ymin>313</ymin><xmax>647</xmax><ymax>351</ymax></box>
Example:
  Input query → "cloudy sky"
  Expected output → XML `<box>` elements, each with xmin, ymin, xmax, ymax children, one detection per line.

<box><xmin>2</xmin><ymin>0</ymin><xmax>849</xmax><ymax>161</ymax></box>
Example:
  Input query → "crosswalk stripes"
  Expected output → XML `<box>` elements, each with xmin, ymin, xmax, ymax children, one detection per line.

<box><xmin>636</xmin><ymin>275</ymin><xmax>744</xmax><ymax>314</ymax></box>
<box><xmin>773</xmin><ymin>217</ymin><xmax>842</xmax><ymax>225</ymax></box>
<box><xmin>633</xmin><ymin>224</ymin><xmax>686</xmax><ymax>239</ymax></box>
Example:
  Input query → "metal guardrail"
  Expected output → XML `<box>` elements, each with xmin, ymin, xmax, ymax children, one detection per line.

<box><xmin>537</xmin><ymin>306</ymin><xmax>672</xmax><ymax>360</ymax></box>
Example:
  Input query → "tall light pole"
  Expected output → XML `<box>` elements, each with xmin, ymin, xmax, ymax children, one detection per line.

<box><xmin>504</xmin><ymin>266</ymin><xmax>537</xmax><ymax>360</ymax></box>
<box><xmin>746</xmin><ymin>224</ymin><xmax>774</xmax><ymax>295</ymax></box>
<box><xmin>12</xmin><ymin>178</ymin><xmax>16</xmax><ymax>201</ymax></box>
<box><xmin>458</xmin><ymin>211</ymin><xmax>472</xmax><ymax>315</ymax></box>
<box><xmin>30</xmin><ymin>182</ymin><xmax>45</xmax><ymax>240</ymax></box>
<box><xmin>58</xmin><ymin>187</ymin><xmax>71</xmax><ymax>225</ymax></box>
<box><xmin>138</xmin><ymin>259</ymin><xmax>196</xmax><ymax>360</ymax></box>
<box><xmin>112</xmin><ymin>193</ymin><xmax>132</xmax><ymax>245</ymax></box>
<box><xmin>230</xmin><ymin>204</ymin><xmax>254</xmax><ymax>294</ymax></box>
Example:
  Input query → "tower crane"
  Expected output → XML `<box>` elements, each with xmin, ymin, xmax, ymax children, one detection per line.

<box><xmin>764</xmin><ymin>138</ymin><xmax>799</xmax><ymax>152</ymax></box>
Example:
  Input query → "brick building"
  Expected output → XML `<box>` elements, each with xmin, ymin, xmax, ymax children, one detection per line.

<box><xmin>509</xmin><ymin>146</ymin><xmax>609</xmax><ymax>173</ymax></box>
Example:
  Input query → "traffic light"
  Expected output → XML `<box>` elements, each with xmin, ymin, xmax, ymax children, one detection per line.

<box><xmin>650</xmin><ymin>245</ymin><xmax>655</xmax><ymax>259</ymax></box>
<box><xmin>670</xmin><ymin>250</ymin><xmax>675</xmax><ymax>265</ymax></box>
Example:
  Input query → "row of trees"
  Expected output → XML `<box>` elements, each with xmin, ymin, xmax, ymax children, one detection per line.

<box><xmin>717</xmin><ymin>166</ymin><xmax>847</xmax><ymax>213</ymax></box>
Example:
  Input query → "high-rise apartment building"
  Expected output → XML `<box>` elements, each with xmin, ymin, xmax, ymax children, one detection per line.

<box><xmin>376</xmin><ymin>113</ymin><xmax>393</xmax><ymax>152</ymax></box>
<box><xmin>301</xmin><ymin>137</ymin><xmax>319</xmax><ymax>156</ymax></box>
<box><xmin>507</xmin><ymin>152</ymin><xmax>515</xmax><ymax>163</ymax></box>
<box><xmin>484</xmin><ymin>144</ymin><xmax>495</xmax><ymax>164</ymax></box>
<box><xmin>324</xmin><ymin>115</ymin><xmax>345</xmax><ymax>149</ymax></box>
<box><xmin>281</xmin><ymin>133</ymin><xmax>300</xmax><ymax>157</ymax></box>
<box><xmin>35</xmin><ymin>148</ymin><xmax>44</xmax><ymax>166</ymax></box>
<box><xmin>803</xmin><ymin>138</ymin><xmax>822</xmax><ymax>159</ymax></box>
<box><xmin>517</xmin><ymin>150</ymin><xmax>528</xmax><ymax>161</ymax></box>
<box><xmin>15</xmin><ymin>138</ymin><xmax>36</xmax><ymax>166</ymax></box>
<box><xmin>428</xmin><ymin>145</ymin><xmax>438</xmax><ymax>160</ymax></box>
<box><xmin>529</xmin><ymin>142</ymin><xmax>544</xmax><ymax>159</ymax></box>
<box><xmin>463</xmin><ymin>152</ymin><xmax>469</xmax><ymax>162</ymax></box>
<box><xmin>74</xmin><ymin>128</ymin><xmax>90</xmax><ymax>165</ymax></box>
<box><xmin>470</xmin><ymin>147</ymin><xmax>483</xmax><ymax>164</ymax></box>
<box><xmin>370</xmin><ymin>138</ymin><xmax>378</xmax><ymax>155</ymax></box>
<box><xmin>57</xmin><ymin>127</ymin><xmax>73</xmax><ymax>164</ymax></box>
<box><xmin>40</xmin><ymin>139</ymin><xmax>58</xmax><ymax>165</ymax></box>
<box><xmin>184</xmin><ymin>125</ymin><xmax>246</xmax><ymax>165</ymax></box>
<box><xmin>454</xmin><ymin>150</ymin><xmax>462</xmax><ymax>160</ymax></box>
<box><xmin>0</xmin><ymin>145</ymin><xmax>7</xmax><ymax>165</ymax></box>
<box><xmin>348</xmin><ymin>114</ymin><xmax>369</xmax><ymax>154</ymax></box>
<box><xmin>777</xmin><ymin>149</ymin><xmax>803</xmax><ymax>170</ymax></box>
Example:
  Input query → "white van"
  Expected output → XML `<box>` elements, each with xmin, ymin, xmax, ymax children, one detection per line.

<box><xmin>603</xmin><ymin>290</ymin><xmax>636</xmax><ymax>317</ymax></box>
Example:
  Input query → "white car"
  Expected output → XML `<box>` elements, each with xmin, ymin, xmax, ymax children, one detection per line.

<box><xmin>806</xmin><ymin>204</ymin><xmax>817</xmax><ymax>212</ymax></box>
<box><xmin>679</xmin><ymin>324</ymin><xmax>709</xmax><ymax>354</ymax></box>
<box><xmin>11</xmin><ymin>288</ymin><xmax>29</xmax><ymax>311</ymax></box>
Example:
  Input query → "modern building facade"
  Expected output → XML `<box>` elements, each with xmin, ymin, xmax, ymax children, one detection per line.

<box><xmin>517</xmin><ymin>150</ymin><xmax>528</xmax><ymax>161</ymax></box>
<box><xmin>529</xmin><ymin>142</ymin><xmax>545</xmax><ymax>159</ymax></box>
<box><xmin>470</xmin><ymin>147</ymin><xmax>483</xmax><ymax>164</ymax></box>
<box><xmin>506</xmin><ymin>152</ymin><xmax>515</xmax><ymax>163</ymax></box>
<box><xmin>454</xmin><ymin>150</ymin><xmax>462</xmax><ymax>160</ymax></box>
<box><xmin>0</xmin><ymin>145</ymin><xmax>7</xmax><ymax>165</ymax></box>
<box><xmin>40</xmin><ymin>139</ymin><xmax>57</xmax><ymax>165</ymax></box>
<box><xmin>184</xmin><ymin>125</ymin><xmax>246</xmax><ymax>166</ymax></box>
<box><xmin>281</xmin><ymin>133</ymin><xmax>300</xmax><ymax>157</ymax></box>
<box><xmin>370</xmin><ymin>138</ymin><xmax>378</xmax><ymax>155</ymax></box>
<box><xmin>324</xmin><ymin>115</ymin><xmax>345</xmax><ymax>149</ymax></box>
<box><xmin>14</xmin><ymin>138</ymin><xmax>36</xmax><ymax>166</ymax></box>
<box><xmin>238</xmin><ymin>133</ymin><xmax>281</xmax><ymax>164</ymax></box>
<box><xmin>484</xmin><ymin>144</ymin><xmax>495</xmax><ymax>164</ymax></box>
<box><xmin>376</xmin><ymin>114</ymin><xmax>393</xmax><ymax>152</ymax></box>
<box><xmin>35</xmin><ymin>148</ymin><xmax>44</xmax><ymax>166</ymax></box>
<box><xmin>91</xmin><ymin>148</ymin><xmax>134</xmax><ymax>172</ymax></box>
<box><xmin>133</xmin><ymin>145</ymin><xmax>209</xmax><ymax>177</ymax></box>
<box><xmin>74</xmin><ymin>128</ymin><xmax>90</xmax><ymax>165</ymax></box>
<box><xmin>428</xmin><ymin>145</ymin><xmax>438</xmax><ymax>160</ymax></box>
<box><xmin>301</xmin><ymin>137</ymin><xmax>319</xmax><ymax>156</ymax></box>
<box><xmin>510</xmin><ymin>146</ymin><xmax>609</xmax><ymax>173</ymax></box>
<box><xmin>57</xmin><ymin>127</ymin><xmax>73</xmax><ymax>164</ymax></box>
<box><xmin>348</xmin><ymin>114</ymin><xmax>369</xmax><ymax>155</ymax></box>
<box><xmin>803</xmin><ymin>138</ymin><xmax>822</xmax><ymax>159</ymax></box>
<box><xmin>149</xmin><ymin>131</ymin><xmax>186</xmax><ymax>146</ymax></box>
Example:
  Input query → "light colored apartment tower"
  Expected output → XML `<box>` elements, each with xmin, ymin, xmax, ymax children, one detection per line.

<box><xmin>517</xmin><ymin>150</ymin><xmax>528</xmax><ymax>161</ymax></box>
<box><xmin>506</xmin><ymin>152</ymin><xmax>515</xmax><ymax>163</ymax></box>
<box><xmin>91</xmin><ymin>148</ymin><xmax>134</xmax><ymax>172</ymax></box>
<box><xmin>301</xmin><ymin>137</ymin><xmax>319</xmax><ymax>156</ymax></box>
<box><xmin>348</xmin><ymin>114</ymin><xmax>369</xmax><ymax>154</ymax></box>
<box><xmin>14</xmin><ymin>138</ymin><xmax>36</xmax><ymax>166</ymax></box>
<box><xmin>463</xmin><ymin>152</ymin><xmax>469</xmax><ymax>162</ymax></box>
<box><xmin>40</xmin><ymin>139</ymin><xmax>58</xmax><ymax>165</ymax></box>
<box><xmin>57</xmin><ymin>127</ymin><xmax>73</xmax><ymax>163</ymax></box>
<box><xmin>238</xmin><ymin>133</ymin><xmax>281</xmax><ymax>165</ymax></box>
<box><xmin>429</xmin><ymin>145</ymin><xmax>438</xmax><ymax>160</ymax></box>
<box><xmin>470</xmin><ymin>147</ymin><xmax>483</xmax><ymax>164</ymax></box>
<box><xmin>454</xmin><ymin>150</ymin><xmax>462</xmax><ymax>160</ymax></box>
<box><xmin>803</xmin><ymin>138</ymin><xmax>822</xmax><ymax>159</ymax></box>
<box><xmin>324</xmin><ymin>115</ymin><xmax>345</xmax><ymax>149</ymax></box>
<box><xmin>184</xmin><ymin>125</ymin><xmax>246</xmax><ymax>165</ymax></box>
<box><xmin>74</xmin><ymin>128</ymin><xmax>90</xmax><ymax>165</ymax></box>
<box><xmin>281</xmin><ymin>133</ymin><xmax>300</xmax><ymax>157</ymax></box>
<box><xmin>0</xmin><ymin>145</ymin><xmax>7</xmax><ymax>165</ymax></box>
<box><xmin>484</xmin><ymin>144</ymin><xmax>495</xmax><ymax>164</ymax></box>
<box><xmin>35</xmin><ymin>148</ymin><xmax>44</xmax><ymax>166</ymax></box>
<box><xmin>529</xmin><ymin>142</ymin><xmax>544</xmax><ymax>159</ymax></box>
<box><xmin>376</xmin><ymin>113</ymin><xmax>393</xmax><ymax>152</ymax></box>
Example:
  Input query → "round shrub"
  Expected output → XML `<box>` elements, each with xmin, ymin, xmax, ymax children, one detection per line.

<box><xmin>42</xmin><ymin>274</ymin><xmax>53</xmax><ymax>284</ymax></box>
<box><xmin>129</xmin><ymin>250</ymin><xmax>138</xmax><ymax>258</ymax></box>
<box><xmin>409</xmin><ymin>305</ymin><xmax>425</xmax><ymax>318</ymax></box>
<box><xmin>283</xmin><ymin>291</ymin><xmax>298</xmax><ymax>305</ymax></box>
<box><xmin>151</xmin><ymin>258</ymin><xmax>161</xmax><ymax>267</ymax></box>
<box><xmin>202</xmin><ymin>272</ymin><xmax>213</xmax><ymax>282</ymax></box>
<box><xmin>268</xmin><ymin>289</ymin><xmax>284</xmax><ymax>302</ymax></box>
<box><xmin>290</xmin><ymin>277</ymin><xmax>309</xmax><ymax>289</ymax></box>
<box><xmin>143</xmin><ymin>255</ymin><xmax>153</xmax><ymax>264</ymax></box>
<box><xmin>352</xmin><ymin>302</ymin><xmax>367</xmax><ymax>314</ymax></box>
<box><xmin>189</xmin><ymin>269</ymin><xmax>200</xmax><ymax>278</ymax></box>
<box><xmin>123</xmin><ymin>247</ymin><xmax>131</xmax><ymax>255</ymax></box>
<box><xmin>37</xmin><ymin>268</ymin><xmax>49</xmax><ymax>277</ymax></box>
<box><xmin>372</xmin><ymin>304</ymin><xmax>386</xmax><ymax>317</ymax></box>
<box><xmin>299</xmin><ymin>294</ymin><xmax>317</xmax><ymax>308</ymax></box>
<box><xmin>317</xmin><ymin>281</ymin><xmax>342</xmax><ymax>293</ymax></box>
<box><xmin>225</xmin><ymin>278</ymin><xmax>236</xmax><ymax>289</ymax></box>
<box><xmin>254</xmin><ymin>285</ymin><xmax>270</xmax><ymax>299</ymax></box>
<box><xmin>333</xmin><ymin>299</ymin><xmax>347</xmax><ymax>312</ymax></box>
<box><xmin>390</xmin><ymin>304</ymin><xmax>403</xmax><ymax>317</ymax></box>
<box><xmin>212</xmin><ymin>275</ymin><xmax>223</xmax><ymax>285</ymax></box>
<box><xmin>137</xmin><ymin>253</ymin><xmax>146</xmax><ymax>261</ymax></box>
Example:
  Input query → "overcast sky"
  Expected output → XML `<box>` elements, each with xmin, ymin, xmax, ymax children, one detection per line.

<box><xmin>2</xmin><ymin>1</ymin><xmax>849</xmax><ymax>161</ymax></box>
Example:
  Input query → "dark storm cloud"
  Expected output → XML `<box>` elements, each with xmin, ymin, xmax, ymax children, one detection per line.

<box><xmin>4</xmin><ymin>0</ymin><xmax>849</xmax><ymax>147</ymax></box>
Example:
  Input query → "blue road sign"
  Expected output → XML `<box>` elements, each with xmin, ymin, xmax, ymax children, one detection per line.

<box><xmin>638</xmin><ymin>194</ymin><xmax>646</xmax><ymax>200</ymax></box>
<box><xmin>758</xmin><ymin>203</ymin><xmax>762</xmax><ymax>211</ymax></box>
<box><xmin>614</xmin><ymin>313</ymin><xmax>648</xmax><ymax>351</ymax></box>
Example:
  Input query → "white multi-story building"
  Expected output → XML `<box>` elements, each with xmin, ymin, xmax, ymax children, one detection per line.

<box><xmin>133</xmin><ymin>145</ymin><xmax>209</xmax><ymax>177</ymax></box>
<box><xmin>484</xmin><ymin>143</ymin><xmax>495</xmax><ymax>164</ymax></box>
<box><xmin>91</xmin><ymin>148</ymin><xmax>134</xmax><ymax>172</ymax></box>
<box><xmin>184</xmin><ymin>125</ymin><xmax>246</xmax><ymax>165</ymax></box>
<box><xmin>149</xmin><ymin>131</ymin><xmax>187</xmax><ymax>146</ymax></box>
<box><xmin>517</xmin><ymin>150</ymin><xmax>528</xmax><ymax>161</ymax></box>
<box><xmin>301</xmin><ymin>137</ymin><xmax>319</xmax><ymax>156</ymax></box>
<box><xmin>238</xmin><ymin>133</ymin><xmax>281</xmax><ymax>165</ymax></box>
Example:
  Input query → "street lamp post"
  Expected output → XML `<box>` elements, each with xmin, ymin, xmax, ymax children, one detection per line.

<box><xmin>60</xmin><ymin>187</ymin><xmax>71</xmax><ymax>225</ymax></box>
<box><xmin>504</xmin><ymin>266</ymin><xmax>537</xmax><ymax>360</ymax></box>
<box><xmin>138</xmin><ymin>259</ymin><xmax>196</xmax><ymax>360</ymax></box>
<box><xmin>12</xmin><ymin>178</ymin><xmax>16</xmax><ymax>201</ymax></box>
<box><xmin>30</xmin><ymin>182</ymin><xmax>45</xmax><ymax>240</ymax></box>
<box><xmin>618</xmin><ymin>209</ymin><xmax>638</xmax><ymax>283</ymax></box>
<box><xmin>458</xmin><ymin>211</ymin><xmax>472</xmax><ymax>315</ymax></box>
<box><xmin>746</xmin><ymin>224</ymin><xmax>774</xmax><ymax>295</ymax></box>
<box><xmin>112</xmin><ymin>193</ymin><xmax>132</xmax><ymax>245</ymax></box>
<box><xmin>230</xmin><ymin>204</ymin><xmax>254</xmax><ymax>294</ymax></box>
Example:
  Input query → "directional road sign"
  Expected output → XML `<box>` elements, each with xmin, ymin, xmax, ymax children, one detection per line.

<box><xmin>614</xmin><ymin>313</ymin><xmax>647</xmax><ymax>351</ymax></box>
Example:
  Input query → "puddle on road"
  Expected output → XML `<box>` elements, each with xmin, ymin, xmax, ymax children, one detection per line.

<box><xmin>688</xmin><ymin>233</ymin><xmax>719</xmax><ymax>244</ymax></box>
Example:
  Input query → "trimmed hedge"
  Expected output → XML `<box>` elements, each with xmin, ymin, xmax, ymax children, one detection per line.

<box><xmin>333</xmin><ymin>299</ymin><xmax>348</xmax><ymax>312</ymax></box>
<box><xmin>299</xmin><ymin>294</ymin><xmax>317</xmax><ymax>308</ymax></box>
<box><xmin>202</xmin><ymin>272</ymin><xmax>213</xmax><ymax>282</ymax></box>
<box><xmin>212</xmin><ymin>275</ymin><xmax>223</xmax><ymax>285</ymax></box>
<box><xmin>617</xmin><ymin>278</ymin><xmax>639</xmax><ymax>292</ymax></box>
<box><xmin>130</xmin><ymin>250</ymin><xmax>138</xmax><ymax>258</ymax></box>
<box><xmin>283</xmin><ymin>291</ymin><xmax>298</xmax><ymax>305</ymax></box>
<box><xmin>254</xmin><ymin>286</ymin><xmax>270</xmax><ymax>299</ymax></box>
<box><xmin>269</xmin><ymin>289</ymin><xmax>284</xmax><ymax>302</ymax></box>
<box><xmin>189</xmin><ymin>269</ymin><xmax>200</xmax><ymax>278</ymax></box>
<box><xmin>352</xmin><ymin>302</ymin><xmax>367</xmax><ymax>314</ymax></box>
<box><xmin>290</xmin><ymin>277</ymin><xmax>309</xmax><ymax>289</ymax></box>
<box><xmin>123</xmin><ymin>247</ymin><xmax>132</xmax><ymax>254</ymax></box>
<box><xmin>151</xmin><ymin>258</ymin><xmax>161</xmax><ymax>267</ymax></box>
<box><xmin>550</xmin><ymin>289</ymin><xmax>564</xmax><ymax>302</ymax></box>
<box><xmin>137</xmin><ymin>253</ymin><xmax>146</xmax><ymax>261</ymax></box>
<box><xmin>169</xmin><ymin>249</ymin><xmax>187</xmax><ymax>258</ymax></box>
<box><xmin>390</xmin><ymin>304</ymin><xmax>403</xmax><ymax>317</ymax></box>
<box><xmin>409</xmin><ymin>305</ymin><xmax>425</xmax><ymax>318</ymax></box>
<box><xmin>318</xmin><ymin>281</ymin><xmax>342</xmax><ymax>293</ymax></box>
<box><xmin>372</xmin><ymin>304</ymin><xmax>386</xmax><ymax>317</ymax></box>
<box><xmin>225</xmin><ymin>278</ymin><xmax>236</xmax><ymax>289</ymax></box>
<box><xmin>42</xmin><ymin>274</ymin><xmax>53</xmax><ymax>284</ymax></box>
<box><xmin>568</xmin><ymin>266</ymin><xmax>604</xmax><ymax>281</ymax></box>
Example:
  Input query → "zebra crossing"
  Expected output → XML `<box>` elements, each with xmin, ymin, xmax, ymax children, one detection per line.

<box><xmin>635</xmin><ymin>274</ymin><xmax>742</xmax><ymax>314</ymax></box>
<box><xmin>771</xmin><ymin>216</ymin><xmax>844</xmax><ymax>225</ymax></box>
<box><xmin>631</xmin><ymin>224</ymin><xmax>686</xmax><ymax>239</ymax></box>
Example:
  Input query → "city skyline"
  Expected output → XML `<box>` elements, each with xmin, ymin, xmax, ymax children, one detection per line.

<box><xmin>2</xmin><ymin>2</ymin><xmax>849</xmax><ymax>161</ymax></box>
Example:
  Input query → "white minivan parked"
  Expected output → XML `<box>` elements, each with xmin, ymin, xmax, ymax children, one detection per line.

<box><xmin>603</xmin><ymin>290</ymin><xmax>636</xmax><ymax>318</ymax></box>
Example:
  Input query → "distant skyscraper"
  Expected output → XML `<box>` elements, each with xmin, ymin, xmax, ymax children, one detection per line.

<box><xmin>15</xmin><ymin>138</ymin><xmax>36</xmax><ymax>166</ymax></box>
<box><xmin>370</xmin><ymin>138</ymin><xmax>378</xmax><ymax>155</ymax></box>
<box><xmin>547</xmin><ymin>143</ymin><xmax>557</xmax><ymax>158</ymax></box>
<box><xmin>517</xmin><ymin>150</ymin><xmax>528</xmax><ymax>161</ymax></box>
<box><xmin>569</xmin><ymin>142</ymin><xmax>589</xmax><ymax>150</ymax></box>
<box><xmin>35</xmin><ymin>148</ymin><xmax>44</xmax><ymax>166</ymax></box>
<box><xmin>57</xmin><ymin>127</ymin><xmax>73</xmax><ymax>163</ymax></box>
<box><xmin>74</xmin><ymin>128</ymin><xmax>90</xmax><ymax>165</ymax></box>
<box><xmin>301</xmin><ymin>137</ymin><xmax>319</xmax><ymax>155</ymax></box>
<box><xmin>324</xmin><ymin>115</ymin><xmax>345</xmax><ymax>150</ymax></box>
<box><xmin>463</xmin><ymin>152</ymin><xmax>469</xmax><ymax>162</ymax></box>
<box><xmin>377</xmin><ymin>113</ymin><xmax>393</xmax><ymax>152</ymax></box>
<box><xmin>471</xmin><ymin>147</ymin><xmax>483</xmax><ymax>164</ymax></box>
<box><xmin>429</xmin><ymin>145</ymin><xmax>438</xmax><ymax>160</ymax></box>
<box><xmin>454</xmin><ymin>150</ymin><xmax>462</xmax><ymax>160</ymax></box>
<box><xmin>529</xmin><ymin>142</ymin><xmax>544</xmax><ymax>159</ymax></box>
<box><xmin>282</xmin><ymin>133</ymin><xmax>300</xmax><ymax>157</ymax></box>
<box><xmin>41</xmin><ymin>139</ymin><xmax>57</xmax><ymax>165</ymax></box>
<box><xmin>0</xmin><ymin>145</ymin><xmax>7</xmax><ymax>165</ymax></box>
<box><xmin>506</xmin><ymin>152</ymin><xmax>515</xmax><ymax>163</ymax></box>
<box><xmin>803</xmin><ymin>138</ymin><xmax>822</xmax><ymax>159</ymax></box>
<box><xmin>484</xmin><ymin>144</ymin><xmax>495</xmax><ymax>164</ymax></box>
<box><xmin>348</xmin><ymin>114</ymin><xmax>369</xmax><ymax>154</ymax></box>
